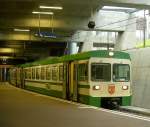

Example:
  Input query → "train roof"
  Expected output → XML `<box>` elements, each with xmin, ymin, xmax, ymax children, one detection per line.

<box><xmin>20</xmin><ymin>50</ymin><xmax>130</xmax><ymax>67</ymax></box>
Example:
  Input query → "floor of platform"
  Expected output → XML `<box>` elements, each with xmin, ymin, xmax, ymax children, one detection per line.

<box><xmin>0</xmin><ymin>83</ymin><xmax>150</xmax><ymax>127</ymax></box>
<box><xmin>120</xmin><ymin>106</ymin><xmax>150</xmax><ymax>116</ymax></box>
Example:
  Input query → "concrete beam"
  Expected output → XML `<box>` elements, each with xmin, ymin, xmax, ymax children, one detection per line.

<box><xmin>104</xmin><ymin>0</ymin><xmax>150</xmax><ymax>5</ymax></box>
<box><xmin>0</xmin><ymin>14</ymin><xmax>126</xmax><ymax>32</ymax></box>
<box><xmin>102</xmin><ymin>0</ymin><xmax>150</xmax><ymax>9</ymax></box>
<box><xmin>0</xmin><ymin>16</ymin><xmax>88</xmax><ymax>31</ymax></box>
<box><xmin>0</xmin><ymin>11</ymin><xmax>127</xmax><ymax>41</ymax></box>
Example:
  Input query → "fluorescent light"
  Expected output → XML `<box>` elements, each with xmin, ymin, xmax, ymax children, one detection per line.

<box><xmin>0</xmin><ymin>56</ymin><xmax>9</xmax><ymax>59</ymax></box>
<box><xmin>32</xmin><ymin>11</ymin><xmax>54</xmax><ymax>15</ymax></box>
<box><xmin>39</xmin><ymin>6</ymin><xmax>63</xmax><ymax>10</ymax></box>
<box><xmin>14</xmin><ymin>28</ymin><xmax>30</xmax><ymax>32</ymax></box>
<box><xmin>103</xmin><ymin>6</ymin><xmax>136</xmax><ymax>10</ymax></box>
<box><xmin>0</xmin><ymin>48</ymin><xmax>15</xmax><ymax>53</ymax></box>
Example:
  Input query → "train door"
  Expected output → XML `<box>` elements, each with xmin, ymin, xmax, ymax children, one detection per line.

<box><xmin>71</xmin><ymin>62</ymin><xmax>78</xmax><ymax>101</ymax></box>
<box><xmin>17</xmin><ymin>68</ymin><xmax>24</xmax><ymax>88</ymax></box>
<box><xmin>0</xmin><ymin>67</ymin><xmax>9</xmax><ymax>82</ymax></box>
<box><xmin>21</xmin><ymin>68</ymin><xmax>25</xmax><ymax>88</ymax></box>
<box><xmin>0</xmin><ymin>68</ymin><xmax>3</xmax><ymax>81</ymax></box>
<box><xmin>64</xmin><ymin>61</ymin><xmax>78</xmax><ymax>101</ymax></box>
<box><xmin>63</xmin><ymin>62</ymin><xmax>69</xmax><ymax>99</ymax></box>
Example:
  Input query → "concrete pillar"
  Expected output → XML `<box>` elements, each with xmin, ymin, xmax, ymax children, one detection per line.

<box><xmin>115</xmin><ymin>14</ymin><xmax>137</xmax><ymax>51</ymax></box>
<box><xmin>67</xmin><ymin>42</ymin><xmax>78</xmax><ymax>54</ymax></box>
<box><xmin>71</xmin><ymin>10</ymin><xmax>130</xmax><ymax>52</ymax></box>
<box><xmin>80</xmin><ymin>31</ymin><xmax>96</xmax><ymax>52</ymax></box>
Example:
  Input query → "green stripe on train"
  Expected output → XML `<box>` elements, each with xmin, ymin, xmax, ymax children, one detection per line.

<box><xmin>25</xmin><ymin>85</ymin><xmax>62</xmax><ymax>98</ymax></box>
<box><xmin>25</xmin><ymin>84</ymin><xmax>100</xmax><ymax>107</ymax></box>
<box><xmin>24</xmin><ymin>85</ymin><xmax>131</xmax><ymax>107</ymax></box>
<box><xmin>79</xmin><ymin>95</ymin><xmax>132</xmax><ymax>107</ymax></box>
<box><xmin>26</xmin><ymin>80</ymin><xmax>63</xmax><ymax>86</ymax></box>
<box><xmin>78</xmin><ymin>94</ymin><xmax>101</xmax><ymax>107</ymax></box>
<box><xmin>122</xmin><ymin>96</ymin><xmax>132</xmax><ymax>106</ymax></box>
<box><xmin>20</xmin><ymin>50</ymin><xmax>130</xmax><ymax>67</ymax></box>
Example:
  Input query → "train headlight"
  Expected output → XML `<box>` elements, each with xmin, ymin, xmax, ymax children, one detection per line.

<box><xmin>93</xmin><ymin>85</ymin><xmax>100</xmax><ymax>90</ymax></box>
<box><xmin>109</xmin><ymin>52</ymin><xmax>114</xmax><ymax>56</ymax></box>
<box><xmin>122</xmin><ymin>85</ymin><xmax>128</xmax><ymax>90</ymax></box>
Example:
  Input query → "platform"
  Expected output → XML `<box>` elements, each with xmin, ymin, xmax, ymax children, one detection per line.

<box><xmin>0</xmin><ymin>83</ymin><xmax>150</xmax><ymax>127</ymax></box>
<box><xmin>120</xmin><ymin>106</ymin><xmax>150</xmax><ymax>116</ymax></box>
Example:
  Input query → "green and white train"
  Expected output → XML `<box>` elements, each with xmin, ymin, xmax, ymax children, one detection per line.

<box><xmin>9</xmin><ymin>50</ymin><xmax>132</xmax><ymax>108</ymax></box>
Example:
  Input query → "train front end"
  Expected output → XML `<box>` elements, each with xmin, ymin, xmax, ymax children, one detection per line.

<box><xmin>88</xmin><ymin>51</ymin><xmax>132</xmax><ymax>109</ymax></box>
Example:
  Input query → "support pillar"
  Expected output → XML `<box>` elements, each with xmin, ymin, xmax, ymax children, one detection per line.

<box><xmin>67</xmin><ymin>42</ymin><xmax>78</xmax><ymax>54</ymax></box>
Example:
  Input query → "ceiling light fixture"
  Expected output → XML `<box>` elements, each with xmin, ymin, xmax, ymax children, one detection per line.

<box><xmin>0</xmin><ymin>56</ymin><xmax>11</xmax><ymax>59</ymax></box>
<box><xmin>39</xmin><ymin>6</ymin><xmax>63</xmax><ymax>10</ymax></box>
<box><xmin>0</xmin><ymin>48</ymin><xmax>18</xmax><ymax>53</ymax></box>
<box><xmin>14</xmin><ymin>28</ymin><xmax>30</xmax><ymax>32</ymax></box>
<box><xmin>32</xmin><ymin>11</ymin><xmax>54</xmax><ymax>15</ymax></box>
<box><xmin>102</xmin><ymin>6</ymin><xmax>136</xmax><ymax>10</ymax></box>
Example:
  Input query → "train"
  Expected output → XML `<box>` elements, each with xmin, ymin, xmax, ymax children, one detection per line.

<box><xmin>9</xmin><ymin>50</ymin><xmax>132</xmax><ymax>109</ymax></box>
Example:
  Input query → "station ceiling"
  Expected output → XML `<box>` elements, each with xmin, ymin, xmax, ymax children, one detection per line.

<box><xmin>0</xmin><ymin>0</ymin><xmax>149</xmax><ymax>63</ymax></box>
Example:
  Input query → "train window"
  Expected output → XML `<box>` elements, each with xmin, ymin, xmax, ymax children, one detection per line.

<box><xmin>59</xmin><ymin>65</ymin><xmax>64</xmax><ymax>81</ymax></box>
<box><xmin>32</xmin><ymin>68</ymin><xmax>35</xmax><ymax>80</ymax></box>
<box><xmin>17</xmin><ymin>69</ymin><xmax>20</xmax><ymax>81</ymax></box>
<box><xmin>24</xmin><ymin>69</ymin><xmax>28</xmax><ymax>79</ymax></box>
<box><xmin>91</xmin><ymin>63</ymin><xmax>111</xmax><ymax>81</ymax></box>
<box><xmin>46</xmin><ymin>66</ymin><xmax>51</xmax><ymax>80</ymax></box>
<box><xmin>52</xmin><ymin>66</ymin><xmax>58</xmax><ymax>81</ymax></box>
<box><xmin>25</xmin><ymin>69</ymin><xmax>28</xmax><ymax>79</ymax></box>
<box><xmin>78</xmin><ymin>63</ymin><xmax>88</xmax><ymax>81</ymax></box>
<box><xmin>36</xmin><ymin>67</ymin><xmax>40</xmax><ymax>80</ymax></box>
<box><xmin>28</xmin><ymin>68</ymin><xmax>32</xmax><ymax>79</ymax></box>
<box><xmin>41</xmin><ymin>67</ymin><xmax>46</xmax><ymax>80</ymax></box>
<box><xmin>113</xmin><ymin>64</ymin><xmax>130</xmax><ymax>82</ymax></box>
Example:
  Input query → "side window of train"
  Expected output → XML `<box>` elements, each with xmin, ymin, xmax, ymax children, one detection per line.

<box><xmin>41</xmin><ymin>66</ymin><xmax>46</xmax><ymax>80</ymax></box>
<box><xmin>36</xmin><ymin>67</ymin><xmax>40</xmax><ymax>80</ymax></box>
<box><xmin>46</xmin><ymin>66</ymin><xmax>51</xmax><ymax>80</ymax></box>
<box><xmin>32</xmin><ymin>68</ymin><xmax>35</xmax><ymax>80</ymax></box>
<box><xmin>16</xmin><ymin>69</ymin><xmax>19</xmax><ymax>80</ymax></box>
<box><xmin>25</xmin><ymin>69</ymin><xmax>28</xmax><ymax>79</ymax></box>
<box><xmin>52</xmin><ymin>66</ymin><xmax>58</xmax><ymax>81</ymax></box>
<box><xmin>59</xmin><ymin>65</ymin><xmax>64</xmax><ymax>81</ymax></box>
<box><xmin>28</xmin><ymin>68</ymin><xmax>32</xmax><ymax>79</ymax></box>
<box><xmin>78</xmin><ymin>63</ymin><xmax>88</xmax><ymax>81</ymax></box>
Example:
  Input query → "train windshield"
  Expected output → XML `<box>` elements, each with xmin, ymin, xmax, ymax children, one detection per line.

<box><xmin>113</xmin><ymin>64</ymin><xmax>130</xmax><ymax>82</ymax></box>
<box><xmin>91</xmin><ymin>63</ymin><xmax>111</xmax><ymax>81</ymax></box>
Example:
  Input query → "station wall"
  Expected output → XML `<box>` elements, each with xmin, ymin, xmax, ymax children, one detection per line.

<box><xmin>128</xmin><ymin>48</ymin><xmax>150</xmax><ymax>109</ymax></box>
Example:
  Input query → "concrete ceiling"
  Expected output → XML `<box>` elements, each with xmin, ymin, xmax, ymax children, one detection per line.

<box><xmin>0</xmin><ymin>0</ymin><xmax>149</xmax><ymax>63</ymax></box>
<box><xmin>0</xmin><ymin>0</ymin><xmax>101</xmax><ymax>32</ymax></box>
<box><xmin>0</xmin><ymin>0</ymin><xmax>103</xmax><ymax>62</ymax></box>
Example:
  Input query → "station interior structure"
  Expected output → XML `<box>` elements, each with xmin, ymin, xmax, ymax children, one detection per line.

<box><xmin>1</xmin><ymin>0</ymin><xmax>150</xmax><ymax>127</ymax></box>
